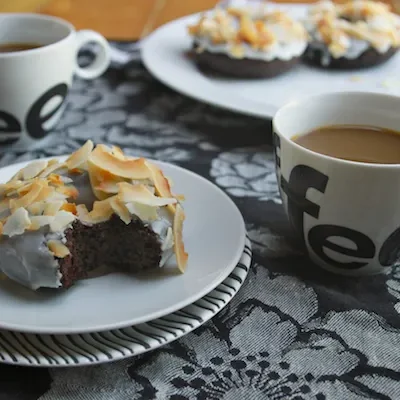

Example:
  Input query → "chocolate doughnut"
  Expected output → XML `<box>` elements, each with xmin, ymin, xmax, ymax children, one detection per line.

<box><xmin>192</xmin><ymin>44</ymin><xmax>301</xmax><ymax>78</ymax></box>
<box><xmin>0</xmin><ymin>142</ymin><xmax>188</xmax><ymax>290</ymax></box>
<box><xmin>187</xmin><ymin>6</ymin><xmax>308</xmax><ymax>79</ymax></box>
<box><xmin>303</xmin><ymin>0</ymin><xmax>400</xmax><ymax>70</ymax></box>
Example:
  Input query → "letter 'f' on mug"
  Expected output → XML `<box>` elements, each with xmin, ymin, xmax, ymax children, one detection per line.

<box><xmin>0</xmin><ymin>13</ymin><xmax>111</xmax><ymax>149</ymax></box>
<box><xmin>273</xmin><ymin>91</ymin><xmax>400</xmax><ymax>276</ymax></box>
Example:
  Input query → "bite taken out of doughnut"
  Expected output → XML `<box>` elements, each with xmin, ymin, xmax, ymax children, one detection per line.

<box><xmin>0</xmin><ymin>142</ymin><xmax>188</xmax><ymax>290</ymax></box>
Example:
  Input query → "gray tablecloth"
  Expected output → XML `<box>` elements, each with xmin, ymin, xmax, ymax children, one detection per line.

<box><xmin>1</xmin><ymin>43</ymin><xmax>400</xmax><ymax>400</ymax></box>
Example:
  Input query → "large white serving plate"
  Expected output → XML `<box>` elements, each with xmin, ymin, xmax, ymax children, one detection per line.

<box><xmin>142</xmin><ymin>3</ymin><xmax>400</xmax><ymax>119</ymax></box>
<box><xmin>0</xmin><ymin>157</ymin><xmax>246</xmax><ymax>334</ymax></box>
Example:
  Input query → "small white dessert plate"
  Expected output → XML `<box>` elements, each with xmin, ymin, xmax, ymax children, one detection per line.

<box><xmin>142</xmin><ymin>3</ymin><xmax>400</xmax><ymax>119</ymax></box>
<box><xmin>0</xmin><ymin>236</ymin><xmax>251</xmax><ymax>367</ymax></box>
<box><xmin>0</xmin><ymin>157</ymin><xmax>246</xmax><ymax>334</ymax></box>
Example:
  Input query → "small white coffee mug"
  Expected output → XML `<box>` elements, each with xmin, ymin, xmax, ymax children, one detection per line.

<box><xmin>0</xmin><ymin>13</ymin><xmax>111</xmax><ymax>149</ymax></box>
<box><xmin>273</xmin><ymin>91</ymin><xmax>400</xmax><ymax>276</ymax></box>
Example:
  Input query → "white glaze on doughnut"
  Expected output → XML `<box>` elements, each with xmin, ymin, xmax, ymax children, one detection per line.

<box><xmin>0</xmin><ymin>230</ymin><xmax>64</xmax><ymax>290</ymax></box>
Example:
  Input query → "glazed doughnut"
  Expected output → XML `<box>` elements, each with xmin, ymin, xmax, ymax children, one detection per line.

<box><xmin>0</xmin><ymin>141</ymin><xmax>188</xmax><ymax>290</ymax></box>
<box><xmin>304</xmin><ymin>0</ymin><xmax>400</xmax><ymax>69</ymax></box>
<box><xmin>187</xmin><ymin>5</ymin><xmax>308</xmax><ymax>78</ymax></box>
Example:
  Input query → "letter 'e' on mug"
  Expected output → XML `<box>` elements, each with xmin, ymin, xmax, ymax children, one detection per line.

<box><xmin>273</xmin><ymin>91</ymin><xmax>400</xmax><ymax>276</ymax></box>
<box><xmin>0</xmin><ymin>13</ymin><xmax>111</xmax><ymax>150</ymax></box>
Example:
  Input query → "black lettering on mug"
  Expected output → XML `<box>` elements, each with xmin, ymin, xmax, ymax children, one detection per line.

<box><xmin>26</xmin><ymin>83</ymin><xmax>68</xmax><ymax>139</ymax></box>
<box><xmin>379</xmin><ymin>227</ymin><xmax>400</xmax><ymax>267</ymax></box>
<box><xmin>0</xmin><ymin>111</ymin><xmax>22</xmax><ymax>144</ymax></box>
<box><xmin>272</xmin><ymin>131</ymin><xmax>281</xmax><ymax>168</ymax></box>
<box><xmin>281</xmin><ymin>165</ymin><xmax>328</xmax><ymax>246</ymax></box>
<box><xmin>279</xmin><ymin>163</ymin><xmax>400</xmax><ymax>270</ymax></box>
<box><xmin>308</xmin><ymin>224</ymin><xmax>375</xmax><ymax>269</ymax></box>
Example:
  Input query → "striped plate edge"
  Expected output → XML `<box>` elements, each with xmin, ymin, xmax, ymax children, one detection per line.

<box><xmin>0</xmin><ymin>235</ymin><xmax>252</xmax><ymax>367</ymax></box>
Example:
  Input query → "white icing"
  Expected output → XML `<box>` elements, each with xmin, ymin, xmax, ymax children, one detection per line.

<box><xmin>194</xmin><ymin>35</ymin><xmax>307</xmax><ymax>62</ymax></box>
<box><xmin>149</xmin><ymin>207</ymin><xmax>175</xmax><ymax>267</ymax></box>
<box><xmin>0</xmin><ymin>229</ymin><xmax>63</xmax><ymax>290</ymax></box>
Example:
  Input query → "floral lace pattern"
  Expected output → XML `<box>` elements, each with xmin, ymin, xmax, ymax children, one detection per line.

<box><xmin>0</xmin><ymin>43</ymin><xmax>400</xmax><ymax>400</ymax></box>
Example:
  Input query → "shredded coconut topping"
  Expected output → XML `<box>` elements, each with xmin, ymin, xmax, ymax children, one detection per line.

<box><xmin>187</xmin><ymin>6</ymin><xmax>308</xmax><ymax>59</ymax></box>
<box><xmin>305</xmin><ymin>0</ymin><xmax>400</xmax><ymax>58</ymax></box>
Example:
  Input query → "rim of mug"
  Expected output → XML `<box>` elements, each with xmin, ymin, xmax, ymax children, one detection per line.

<box><xmin>273</xmin><ymin>91</ymin><xmax>400</xmax><ymax>169</ymax></box>
<box><xmin>0</xmin><ymin>13</ymin><xmax>75</xmax><ymax>57</ymax></box>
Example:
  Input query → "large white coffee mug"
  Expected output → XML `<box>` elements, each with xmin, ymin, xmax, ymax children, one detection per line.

<box><xmin>273</xmin><ymin>92</ymin><xmax>400</xmax><ymax>276</ymax></box>
<box><xmin>0</xmin><ymin>13</ymin><xmax>111</xmax><ymax>149</ymax></box>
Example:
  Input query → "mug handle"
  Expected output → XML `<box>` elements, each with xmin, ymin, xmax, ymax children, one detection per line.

<box><xmin>74</xmin><ymin>30</ymin><xmax>111</xmax><ymax>80</ymax></box>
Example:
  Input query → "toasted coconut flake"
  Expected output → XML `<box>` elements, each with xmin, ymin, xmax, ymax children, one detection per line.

<box><xmin>4</xmin><ymin>182</ymin><xmax>27</xmax><ymax>198</ymax></box>
<box><xmin>27</xmin><ymin>221</ymin><xmax>40</xmax><ymax>231</ymax></box>
<box><xmin>49</xmin><ymin>211</ymin><xmax>76</xmax><ymax>232</ymax></box>
<box><xmin>88</xmin><ymin>198</ymin><xmax>114</xmax><ymax>223</ymax></box>
<box><xmin>47</xmin><ymin>240</ymin><xmax>70</xmax><ymax>258</ymax></box>
<box><xmin>146</xmin><ymin>162</ymin><xmax>174</xmax><ymax>197</ymax></box>
<box><xmin>111</xmin><ymin>145</ymin><xmax>126</xmax><ymax>160</ymax></box>
<box><xmin>61</xmin><ymin>203</ymin><xmax>77</xmax><ymax>215</ymax></box>
<box><xmin>95</xmin><ymin>180</ymin><xmax>120</xmax><ymax>194</ymax></box>
<box><xmin>87</xmin><ymin>161</ymin><xmax>114</xmax><ymax>200</ymax></box>
<box><xmin>4</xmin><ymin>180</ymin><xmax>25</xmax><ymax>191</ymax></box>
<box><xmin>146</xmin><ymin>161</ymin><xmax>178</xmax><ymax>213</ymax></box>
<box><xmin>21</xmin><ymin>160</ymin><xmax>48</xmax><ymax>180</ymax></box>
<box><xmin>125</xmin><ymin>201</ymin><xmax>158</xmax><ymax>221</ymax></box>
<box><xmin>48</xmin><ymin>174</ymin><xmax>64</xmax><ymax>186</ymax></box>
<box><xmin>43</xmin><ymin>201</ymin><xmax>64</xmax><ymax>216</ymax></box>
<box><xmin>27</xmin><ymin>202</ymin><xmax>46</xmax><ymax>216</ymax></box>
<box><xmin>66</xmin><ymin>140</ymin><xmax>94</xmax><ymax>170</ymax></box>
<box><xmin>35</xmin><ymin>186</ymin><xmax>56</xmax><ymax>203</ymax></box>
<box><xmin>38</xmin><ymin>160</ymin><xmax>66</xmax><ymax>178</ymax></box>
<box><xmin>118</xmin><ymin>182</ymin><xmax>177</xmax><ymax>207</ymax></box>
<box><xmin>3</xmin><ymin>207</ymin><xmax>31</xmax><ymax>237</ymax></box>
<box><xmin>0</xmin><ymin>199</ymin><xmax>9</xmax><ymax>214</ymax></box>
<box><xmin>173</xmin><ymin>204</ymin><xmax>188</xmax><ymax>273</ymax></box>
<box><xmin>29</xmin><ymin>215</ymin><xmax>54</xmax><ymax>230</ymax></box>
<box><xmin>76</xmin><ymin>204</ymin><xmax>92</xmax><ymax>224</ymax></box>
<box><xmin>0</xmin><ymin>184</ymin><xmax>6</xmax><ymax>197</ymax></box>
<box><xmin>46</xmin><ymin>190</ymin><xmax>69</xmax><ymax>202</ymax></box>
<box><xmin>56</xmin><ymin>185</ymin><xmax>79</xmax><ymax>200</ymax></box>
<box><xmin>97</xmin><ymin>143</ymin><xmax>112</xmax><ymax>153</ymax></box>
<box><xmin>0</xmin><ymin>221</ymin><xmax>3</xmax><ymax>235</ymax></box>
<box><xmin>175</xmin><ymin>194</ymin><xmax>186</xmax><ymax>201</ymax></box>
<box><xmin>110</xmin><ymin>196</ymin><xmax>131</xmax><ymax>224</ymax></box>
<box><xmin>89</xmin><ymin>145</ymin><xmax>150</xmax><ymax>179</ymax></box>
<box><xmin>9</xmin><ymin>181</ymin><xmax>45</xmax><ymax>211</ymax></box>
<box><xmin>9</xmin><ymin>169</ymin><xmax>23</xmax><ymax>182</ymax></box>
<box><xmin>69</xmin><ymin>168</ymin><xmax>85</xmax><ymax>175</ymax></box>
<box><xmin>16</xmin><ymin>182</ymin><xmax>33</xmax><ymax>195</ymax></box>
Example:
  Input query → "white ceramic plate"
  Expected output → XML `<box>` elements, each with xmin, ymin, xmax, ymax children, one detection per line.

<box><xmin>142</xmin><ymin>3</ymin><xmax>400</xmax><ymax>119</ymax></box>
<box><xmin>0</xmin><ymin>236</ymin><xmax>251</xmax><ymax>367</ymax></box>
<box><xmin>0</xmin><ymin>157</ymin><xmax>246</xmax><ymax>334</ymax></box>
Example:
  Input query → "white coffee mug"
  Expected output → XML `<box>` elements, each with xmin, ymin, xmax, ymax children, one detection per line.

<box><xmin>0</xmin><ymin>13</ymin><xmax>111</xmax><ymax>149</ymax></box>
<box><xmin>273</xmin><ymin>91</ymin><xmax>400</xmax><ymax>276</ymax></box>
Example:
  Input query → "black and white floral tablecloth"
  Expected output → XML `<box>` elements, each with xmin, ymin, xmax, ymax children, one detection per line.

<box><xmin>1</xmin><ymin>43</ymin><xmax>400</xmax><ymax>400</ymax></box>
